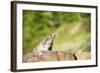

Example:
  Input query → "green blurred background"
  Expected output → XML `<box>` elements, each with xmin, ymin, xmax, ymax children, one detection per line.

<box><xmin>23</xmin><ymin>10</ymin><xmax>91</xmax><ymax>54</ymax></box>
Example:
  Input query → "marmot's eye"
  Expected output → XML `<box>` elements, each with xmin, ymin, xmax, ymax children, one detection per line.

<box><xmin>49</xmin><ymin>33</ymin><xmax>55</xmax><ymax>37</ymax></box>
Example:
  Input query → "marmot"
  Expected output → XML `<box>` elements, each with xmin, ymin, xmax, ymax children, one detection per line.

<box><xmin>33</xmin><ymin>33</ymin><xmax>55</xmax><ymax>55</ymax></box>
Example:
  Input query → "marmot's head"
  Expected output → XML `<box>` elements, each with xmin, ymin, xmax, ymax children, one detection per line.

<box><xmin>43</xmin><ymin>33</ymin><xmax>55</xmax><ymax>47</ymax></box>
<box><xmin>48</xmin><ymin>33</ymin><xmax>55</xmax><ymax>39</ymax></box>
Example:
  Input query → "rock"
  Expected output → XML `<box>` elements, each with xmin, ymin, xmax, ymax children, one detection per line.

<box><xmin>23</xmin><ymin>51</ymin><xmax>77</xmax><ymax>62</ymax></box>
<box><xmin>75</xmin><ymin>52</ymin><xmax>91</xmax><ymax>60</ymax></box>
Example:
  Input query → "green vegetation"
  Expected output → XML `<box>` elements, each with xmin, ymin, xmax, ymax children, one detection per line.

<box><xmin>23</xmin><ymin>10</ymin><xmax>91</xmax><ymax>54</ymax></box>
